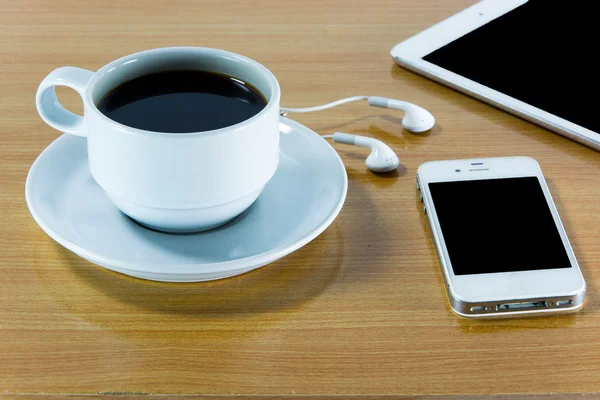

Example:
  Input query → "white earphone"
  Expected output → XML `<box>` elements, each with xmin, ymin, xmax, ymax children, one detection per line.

<box><xmin>366</xmin><ymin>97</ymin><xmax>435</xmax><ymax>134</ymax></box>
<box><xmin>281</xmin><ymin>96</ymin><xmax>434</xmax><ymax>172</ymax></box>
<box><xmin>281</xmin><ymin>95</ymin><xmax>435</xmax><ymax>134</ymax></box>
<box><xmin>322</xmin><ymin>132</ymin><xmax>400</xmax><ymax>173</ymax></box>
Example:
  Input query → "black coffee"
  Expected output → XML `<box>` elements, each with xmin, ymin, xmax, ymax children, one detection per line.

<box><xmin>98</xmin><ymin>70</ymin><xmax>267</xmax><ymax>133</ymax></box>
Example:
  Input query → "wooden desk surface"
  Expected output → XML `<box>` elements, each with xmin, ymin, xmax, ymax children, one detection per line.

<box><xmin>2</xmin><ymin>0</ymin><xmax>600</xmax><ymax>398</ymax></box>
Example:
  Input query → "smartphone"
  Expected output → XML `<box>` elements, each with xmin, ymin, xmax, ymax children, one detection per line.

<box><xmin>417</xmin><ymin>156</ymin><xmax>586</xmax><ymax>318</ymax></box>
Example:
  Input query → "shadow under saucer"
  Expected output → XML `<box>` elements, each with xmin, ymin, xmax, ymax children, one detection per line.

<box><xmin>33</xmin><ymin>222</ymin><xmax>344</xmax><ymax>320</ymax></box>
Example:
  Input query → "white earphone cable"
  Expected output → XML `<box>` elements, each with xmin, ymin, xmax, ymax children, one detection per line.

<box><xmin>281</xmin><ymin>96</ymin><xmax>369</xmax><ymax>114</ymax></box>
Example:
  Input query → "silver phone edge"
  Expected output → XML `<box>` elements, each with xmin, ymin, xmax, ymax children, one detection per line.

<box><xmin>448</xmin><ymin>291</ymin><xmax>585</xmax><ymax>319</ymax></box>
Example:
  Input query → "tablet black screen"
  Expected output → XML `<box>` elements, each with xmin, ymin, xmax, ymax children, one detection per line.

<box><xmin>423</xmin><ymin>0</ymin><xmax>599</xmax><ymax>134</ymax></box>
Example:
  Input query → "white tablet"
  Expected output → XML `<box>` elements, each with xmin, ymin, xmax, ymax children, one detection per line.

<box><xmin>391</xmin><ymin>0</ymin><xmax>600</xmax><ymax>151</ymax></box>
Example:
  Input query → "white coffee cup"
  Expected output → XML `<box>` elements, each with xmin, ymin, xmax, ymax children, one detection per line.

<box><xmin>36</xmin><ymin>47</ymin><xmax>281</xmax><ymax>233</ymax></box>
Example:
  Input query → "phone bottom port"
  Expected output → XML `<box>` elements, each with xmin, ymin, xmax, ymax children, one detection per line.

<box><xmin>556</xmin><ymin>299</ymin><xmax>573</xmax><ymax>307</ymax></box>
<box><xmin>497</xmin><ymin>301</ymin><xmax>548</xmax><ymax>311</ymax></box>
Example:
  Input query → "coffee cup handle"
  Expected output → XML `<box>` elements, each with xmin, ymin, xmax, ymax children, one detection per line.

<box><xmin>36</xmin><ymin>67</ymin><xmax>94</xmax><ymax>137</ymax></box>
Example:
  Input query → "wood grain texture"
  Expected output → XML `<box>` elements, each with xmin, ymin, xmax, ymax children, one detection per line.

<box><xmin>2</xmin><ymin>0</ymin><xmax>600</xmax><ymax>397</ymax></box>
<box><xmin>2</xmin><ymin>397</ymin><xmax>599</xmax><ymax>400</ymax></box>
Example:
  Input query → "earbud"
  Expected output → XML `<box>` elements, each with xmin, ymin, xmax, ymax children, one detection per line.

<box><xmin>367</xmin><ymin>96</ymin><xmax>435</xmax><ymax>133</ymax></box>
<box><xmin>331</xmin><ymin>132</ymin><xmax>400</xmax><ymax>173</ymax></box>
<box><xmin>280</xmin><ymin>96</ymin><xmax>431</xmax><ymax>172</ymax></box>
<box><xmin>280</xmin><ymin>95</ymin><xmax>435</xmax><ymax>134</ymax></box>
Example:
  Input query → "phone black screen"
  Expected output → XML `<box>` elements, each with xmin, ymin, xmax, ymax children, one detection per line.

<box><xmin>428</xmin><ymin>177</ymin><xmax>572</xmax><ymax>275</ymax></box>
<box><xmin>423</xmin><ymin>0</ymin><xmax>600</xmax><ymax>134</ymax></box>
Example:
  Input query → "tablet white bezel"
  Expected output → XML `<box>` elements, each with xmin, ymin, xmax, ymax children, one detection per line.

<box><xmin>391</xmin><ymin>0</ymin><xmax>600</xmax><ymax>151</ymax></box>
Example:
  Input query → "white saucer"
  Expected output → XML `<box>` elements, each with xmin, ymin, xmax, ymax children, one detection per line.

<box><xmin>26</xmin><ymin>118</ymin><xmax>347</xmax><ymax>282</ymax></box>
